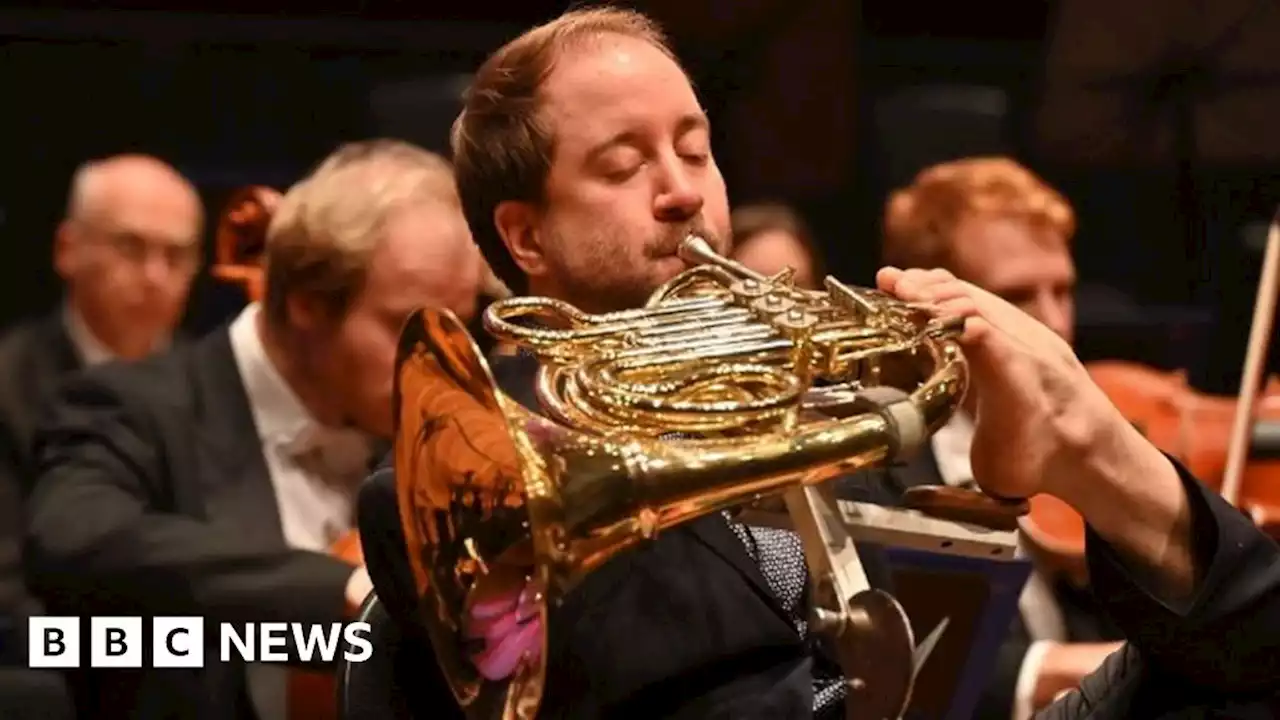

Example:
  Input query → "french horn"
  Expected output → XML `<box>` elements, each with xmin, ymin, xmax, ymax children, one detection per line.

<box><xmin>393</xmin><ymin>236</ymin><xmax>1009</xmax><ymax>719</ymax></box>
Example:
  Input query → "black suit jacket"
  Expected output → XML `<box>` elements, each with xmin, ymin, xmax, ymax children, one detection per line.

<box><xmin>0</xmin><ymin>313</ymin><xmax>81</xmax><ymax>719</ymax></box>
<box><xmin>1041</xmin><ymin>462</ymin><xmax>1280</xmax><ymax>718</ymax></box>
<box><xmin>24</xmin><ymin>328</ymin><xmax>355</xmax><ymax>720</ymax></box>
<box><xmin>364</xmin><ymin>348</ymin><xmax>1280</xmax><ymax>719</ymax></box>
<box><xmin>363</xmin><ymin>350</ymin><xmax>898</xmax><ymax>720</ymax></box>
<box><xmin>876</xmin><ymin>446</ymin><xmax>1122</xmax><ymax>719</ymax></box>
<box><xmin>0</xmin><ymin>313</ymin><xmax>81</xmax><ymax>631</ymax></box>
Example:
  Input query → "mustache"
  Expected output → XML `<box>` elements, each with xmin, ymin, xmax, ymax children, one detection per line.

<box><xmin>650</xmin><ymin>222</ymin><xmax>722</xmax><ymax>258</ymax></box>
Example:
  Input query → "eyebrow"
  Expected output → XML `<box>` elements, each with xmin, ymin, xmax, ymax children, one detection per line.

<box><xmin>584</xmin><ymin>112</ymin><xmax>711</xmax><ymax>165</ymax></box>
<box><xmin>676</xmin><ymin>112</ymin><xmax>711</xmax><ymax>138</ymax></box>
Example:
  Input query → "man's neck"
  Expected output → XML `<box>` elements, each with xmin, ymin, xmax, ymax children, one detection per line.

<box><xmin>526</xmin><ymin>277</ymin><xmax>576</xmax><ymax>308</ymax></box>
<box><xmin>64</xmin><ymin>297</ymin><xmax>156</xmax><ymax>363</ymax></box>
<box><xmin>254</xmin><ymin>312</ymin><xmax>342</xmax><ymax>428</ymax></box>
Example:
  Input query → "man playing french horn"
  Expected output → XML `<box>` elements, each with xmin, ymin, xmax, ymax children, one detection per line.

<box><xmin>378</xmin><ymin>6</ymin><xmax>1280</xmax><ymax>719</ymax></box>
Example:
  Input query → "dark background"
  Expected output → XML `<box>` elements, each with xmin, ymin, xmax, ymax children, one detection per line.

<box><xmin>2</xmin><ymin>0</ymin><xmax>1277</xmax><ymax>392</ymax></box>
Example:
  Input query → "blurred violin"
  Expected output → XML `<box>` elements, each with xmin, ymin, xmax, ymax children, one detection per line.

<box><xmin>213</xmin><ymin>186</ymin><xmax>279</xmax><ymax>301</ymax></box>
<box><xmin>1021</xmin><ymin>209</ymin><xmax>1280</xmax><ymax>583</ymax></box>
<box><xmin>213</xmin><ymin>186</ymin><xmax>364</xmax><ymax>720</ymax></box>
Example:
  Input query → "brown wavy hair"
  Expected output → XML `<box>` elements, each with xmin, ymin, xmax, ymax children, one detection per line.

<box><xmin>450</xmin><ymin>6</ymin><xmax>679</xmax><ymax>296</ymax></box>
<box><xmin>882</xmin><ymin>156</ymin><xmax>1075</xmax><ymax>270</ymax></box>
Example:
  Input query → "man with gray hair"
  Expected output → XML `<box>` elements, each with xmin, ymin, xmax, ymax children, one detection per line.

<box><xmin>0</xmin><ymin>153</ymin><xmax>200</xmax><ymax>720</ymax></box>
<box><xmin>24</xmin><ymin>139</ymin><xmax>484</xmax><ymax>720</ymax></box>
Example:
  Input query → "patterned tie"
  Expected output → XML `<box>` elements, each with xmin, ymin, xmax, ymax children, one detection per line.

<box><xmin>537</xmin><ymin>373</ymin><xmax>850</xmax><ymax>715</ymax></box>
<box><xmin>723</xmin><ymin>511</ymin><xmax>847</xmax><ymax>716</ymax></box>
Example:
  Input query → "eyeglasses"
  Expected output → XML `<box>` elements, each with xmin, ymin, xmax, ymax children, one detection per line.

<box><xmin>84</xmin><ymin>226</ymin><xmax>201</xmax><ymax>272</ymax></box>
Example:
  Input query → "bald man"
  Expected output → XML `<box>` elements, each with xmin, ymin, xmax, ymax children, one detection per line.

<box><xmin>0</xmin><ymin>155</ymin><xmax>200</xmax><ymax>719</ymax></box>
<box><xmin>55</xmin><ymin>154</ymin><xmax>203</xmax><ymax>360</ymax></box>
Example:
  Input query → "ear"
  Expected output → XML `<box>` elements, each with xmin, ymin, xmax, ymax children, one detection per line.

<box><xmin>53</xmin><ymin>220</ymin><xmax>78</xmax><ymax>281</ymax></box>
<box><xmin>284</xmin><ymin>292</ymin><xmax>335</xmax><ymax>336</ymax></box>
<box><xmin>493</xmin><ymin>200</ymin><xmax>548</xmax><ymax>278</ymax></box>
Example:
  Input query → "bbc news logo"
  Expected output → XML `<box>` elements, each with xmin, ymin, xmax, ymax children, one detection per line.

<box><xmin>28</xmin><ymin>617</ymin><xmax>372</xmax><ymax>668</ymax></box>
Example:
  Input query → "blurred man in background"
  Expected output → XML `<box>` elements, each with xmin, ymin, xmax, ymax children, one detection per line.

<box><xmin>0</xmin><ymin>154</ymin><xmax>201</xmax><ymax>720</ymax></box>
<box><xmin>23</xmin><ymin>139</ymin><xmax>484</xmax><ymax>720</ymax></box>
<box><xmin>729</xmin><ymin>201</ymin><xmax>823</xmax><ymax>289</ymax></box>
<box><xmin>881</xmin><ymin>156</ymin><xmax>1122</xmax><ymax>719</ymax></box>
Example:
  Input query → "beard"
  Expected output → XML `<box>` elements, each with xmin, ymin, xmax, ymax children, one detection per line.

<box><xmin>540</xmin><ymin>219</ymin><xmax>729</xmax><ymax>315</ymax></box>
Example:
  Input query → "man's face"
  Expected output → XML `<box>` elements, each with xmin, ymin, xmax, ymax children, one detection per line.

<box><xmin>510</xmin><ymin>34</ymin><xmax>732</xmax><ymax>312</ymax></box>
<box><xmin>951</xmin><ymin>215</ymin><xmax>1076</xmax><ymax>344</ymax></box>
<box><xmin>312</xmin><ymin>203</ymin><xmax>482</xmax><ymax>437</ymax></box>
<box><xmin>733</xmin><ymin>230</ymin><xmax>816</xmax><ymax>289</ymax></box>
<box><xmin>58</xmin><ymin>180</ymin><xmax>201</xmax><ymax>357</ymax></box>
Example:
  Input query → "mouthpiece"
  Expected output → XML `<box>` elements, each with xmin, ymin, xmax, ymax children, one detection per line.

<box><xmin>679</xmin><ymin>235</ymin><xmax>768</xmax><ymax>282</ymax></box>
<box><xmin>678</xmin><ymin>235</ymin><xmax>715</xmax><ymax>262</ymax></box>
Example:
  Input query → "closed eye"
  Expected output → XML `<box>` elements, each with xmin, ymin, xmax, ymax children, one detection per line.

<box><xmin>603</xmin><ymin>163</ymin><xmax>643</xmax><ymax>182</ymax></box>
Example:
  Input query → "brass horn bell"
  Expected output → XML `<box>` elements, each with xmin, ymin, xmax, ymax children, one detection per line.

<box><xmin>393</xmin><ymin>236</ymin><xmax>982</xmax><ymax>719</ymax></box>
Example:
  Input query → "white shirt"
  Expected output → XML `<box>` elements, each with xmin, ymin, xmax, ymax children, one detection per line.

<box><xmin>228</xmin><ymin>303</ymin><xmax>374</xmax><ymax>720</ymax></box>
<box><xmin>227</xmin><ymin>303</ymin><xmax>372</xmax><ymax>552</ymax></box>
<box><xmin>929</xmin><ymin>413</ymin><xmax>1068</xmax><ymax>720</ymax></box>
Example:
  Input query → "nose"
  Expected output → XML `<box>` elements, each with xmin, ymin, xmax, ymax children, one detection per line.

<box><xmin>653</xmin><ymin>158</ymin><xmax>703</xmax><ymax>223</ymax></box>
<box><xmin>141</xmin><ymin>253</ymin><xmax>170</xmax><ymax>288</ymax></box>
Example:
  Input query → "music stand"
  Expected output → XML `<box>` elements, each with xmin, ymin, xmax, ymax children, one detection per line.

<box><xmin>741</xmin><ymin>501</ymin><xmax>1029</xmax><ymax>720</ymax></box>
<box><xmin>1031</xmin><ymin>0</ymin><xmax>1280</xmax><ymax>295</ymax></box>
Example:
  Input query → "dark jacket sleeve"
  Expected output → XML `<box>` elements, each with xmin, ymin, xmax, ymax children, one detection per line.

<box><xmin>0</xmin><ymin>417</ymin><xmax>29</xmax><ymax>616</ymax></box>
<box><xmin>23</xmin><ymin>370</ymin><xmax>353</xmax><ymax>627</ymax></box>
<box><xmin>0</xmin><ymin>415</ymin><xmax>37</xmax><ymax>666</ymax></box>
<box><xmin>1037</xmin><ymin>459</ymin><xmax>1280</xmax><ymax>718</ymax></box>
<box><xmin>1084</xmin><ymin>459</ymin><xmax>1280</xmax><ymax>694</ymax></box>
